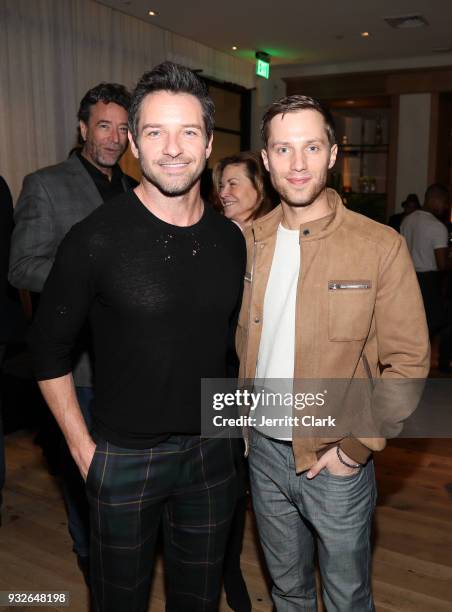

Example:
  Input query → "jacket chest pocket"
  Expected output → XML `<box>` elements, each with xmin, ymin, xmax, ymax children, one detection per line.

<box><xmin>328</xmin><ymin>280</ymin><xmax>373</xmax><ymax>341</ymax></box>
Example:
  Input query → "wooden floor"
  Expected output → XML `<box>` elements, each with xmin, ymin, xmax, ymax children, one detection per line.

<box><xmin>0</xmin><ymin>433</ymin><xmax>451</xmax><ymax>611</ymax></box>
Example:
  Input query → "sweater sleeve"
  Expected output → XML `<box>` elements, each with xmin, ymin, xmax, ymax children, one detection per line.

<box><xmin>29</xmin><ymin>222</ymin><xmax>97</xmax><ymax>380</ymax></box>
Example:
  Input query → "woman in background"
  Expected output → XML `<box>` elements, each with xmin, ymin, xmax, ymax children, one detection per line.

<box><xmin>213</xmin><ymin>151</ymin><xmax>274</xmax><ymax>230</ymax></box>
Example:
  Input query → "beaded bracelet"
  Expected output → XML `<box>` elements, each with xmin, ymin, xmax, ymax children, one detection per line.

<box><xmin>336</xmin><ymin>445</ymin><xmax>363</xmax><ymax>469</ymax></box>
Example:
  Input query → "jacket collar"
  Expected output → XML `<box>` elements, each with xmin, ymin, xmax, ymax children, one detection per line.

<box><xmin>64</xmin><ymin>152</ymin><xmax>104</xmax><ymax>207</ymax></box>
<box><xmin>251</xmin><ymin>188</ymin><xmax>345</xmax><ymax>242</ymax></box>
<box><xmin>66</xmin><ymin>151</ymin><xmax>87</xmax><ymax>174</ymax></box>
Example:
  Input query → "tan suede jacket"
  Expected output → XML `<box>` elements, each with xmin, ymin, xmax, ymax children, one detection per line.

<box><xmin>236</xmin><ymin>189</ymin><xmax>430</xmax><ymax>473</ymax></box>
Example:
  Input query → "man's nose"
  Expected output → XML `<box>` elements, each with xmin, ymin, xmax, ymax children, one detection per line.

<box><xmin>111</xmin><ymin>128</ymin><xmax>120</xmax><ymax>144</ymax></box>
<box><xmin>292</xmin><ymin>149</ymin><xmax>307</xmax><ymax>172</ymax></box>
<box><xmin>163</xmin><ymin>133</ymin><xmax>183</xmax><ymax>157</ymax></box>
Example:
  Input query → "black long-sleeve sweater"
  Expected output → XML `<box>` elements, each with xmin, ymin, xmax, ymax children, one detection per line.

<box><xmin>30</xmin><ymin>191</ymin><xmax>245</xmax><ymax>448</ymax></box>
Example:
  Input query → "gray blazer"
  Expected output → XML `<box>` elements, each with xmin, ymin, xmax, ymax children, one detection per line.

<box><xmin>9</xmin><ymin>152</ymin><xmax>136</xmax><ymax>291</ymax></box>
<box><xmin>9</xmin><ymin>153</ymin><xmax>135</xmax><ymax>385</ymax></box>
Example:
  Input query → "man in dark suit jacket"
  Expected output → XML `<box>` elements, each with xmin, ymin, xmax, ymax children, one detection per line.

<box><xmin>9</xmin><ymin>82</ymin><xmax>137</xmax><ymax>580</ymax></box>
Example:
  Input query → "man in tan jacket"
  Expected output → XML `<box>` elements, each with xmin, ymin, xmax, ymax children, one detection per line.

<box><xmin>236</xmin><ymin>95</ymin><xmax>429</xmax><ymax>611</ymax></box>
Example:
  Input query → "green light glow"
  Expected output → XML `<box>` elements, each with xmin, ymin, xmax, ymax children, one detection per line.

<box><xmin>256</xmin><ymin>58</ymin><xmax>270</xmax><ymax>79</ymax></box>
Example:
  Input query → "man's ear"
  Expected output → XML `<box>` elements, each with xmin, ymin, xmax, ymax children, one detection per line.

<box><xmin>261</xmin><ymin>148</ymin><xmax>269</xmax><ymax>172</ymax></box>
<box><xmin>128</xmin><ymin>131</ymin><xmax>139</xmax><ymax>160</ymax></box>
<box><xmin>79</xmin><ymin>120</ymin><xmax>88</xmax><ymax>143</ymax></box>
<box><xmin>205</xmin><ymin>133</ymin><xmax>213</xmax><ymax>160</ymax></box>
<box><xmin>328</xmin><ymin>143</ymin><xmax>338</xmax><ymax>169</ymax></box>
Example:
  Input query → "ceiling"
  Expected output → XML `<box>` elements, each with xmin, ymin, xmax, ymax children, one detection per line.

<box><xmin>96</xmin><ymin>0</ymin><xmax>452</xmax><ymax>67</ymax></box>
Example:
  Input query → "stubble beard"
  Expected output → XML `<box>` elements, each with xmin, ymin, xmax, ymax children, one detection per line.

<box><xmin>84</xmin><ymin>141</ymin><xmax>125</xmax><ymax>169</ymax></box>
<box><xmin>273</xmin><ymin>172</ymin><xmax>328</xmax><ymax>208</ymax></box>
<box><xmin>140</xmin><ymin>157</ymin><xmax>206</xmax><ymax>197</ymax></box>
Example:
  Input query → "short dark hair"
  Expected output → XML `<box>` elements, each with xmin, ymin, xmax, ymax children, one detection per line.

<box><xmin>77</xmin><ymin>82</ymin><xmax>132</xmax><ymax>124</ymax></box>
<box><xmin>129</xmin><ymin>61</ymin><xmax>215</xmax><ymax>143</ymax></box>
<box><xmin>212</xmin><ymin>151</ymin><xmax>274</xmax><ymax>221</ymax></box>
<box><xmin>425</xmin><ymin>183</ymin><xmax>449</xmax><ymax>203</ymax></box>
<box><xmin>261</xmin><ymin>95</ymin><xmax>336</xmax><ymax>147</ymax></box>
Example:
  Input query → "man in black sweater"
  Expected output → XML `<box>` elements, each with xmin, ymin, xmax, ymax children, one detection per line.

<box><xmin>30</xmin><ymin>62</ymin><xmax>245</xmax><ymax>611</ymax></box>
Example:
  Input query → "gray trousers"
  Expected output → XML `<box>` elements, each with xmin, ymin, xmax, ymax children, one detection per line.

<box><xmin>248</xmin><ymin>429</ymin><xmax>376</xmax><ymax>612</ymax></box>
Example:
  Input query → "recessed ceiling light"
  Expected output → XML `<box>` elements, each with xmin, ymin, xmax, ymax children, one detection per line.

<box><xmin>232</xmin><ymin>46</ymin><xmax>238</xmax><ymax>51</ymax></box>
<box><xmin>148</xmin><ymin>10</ymin><xmax>157</xmax><ymax>16</ymax></box>
<box><xmin>361</xmin><ymin>31</ymin><xmax>370</xmax><ymax>37</ymax></box>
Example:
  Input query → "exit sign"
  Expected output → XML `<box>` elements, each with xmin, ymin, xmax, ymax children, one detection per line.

<box><xmin>256</xmin><ymin>58</ymin><xmax>270</xmax><ymax>79</ymax></box>
<box><xmin>255</xmin><ymin>51</ymin><xmax>270</xmax><ymax>79</ymax></box>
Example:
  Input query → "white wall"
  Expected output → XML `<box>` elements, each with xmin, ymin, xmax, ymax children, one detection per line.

<box><xmin>395</xmin><ymin>94</ymin><xmax>431</xmax><ymax>211</ymax></box>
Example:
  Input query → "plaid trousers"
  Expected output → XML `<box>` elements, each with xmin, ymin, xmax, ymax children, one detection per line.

<box><xmin>86</xmin><ymin>435</ymin><xmax>237</xmax><ymax>612</ymax></box>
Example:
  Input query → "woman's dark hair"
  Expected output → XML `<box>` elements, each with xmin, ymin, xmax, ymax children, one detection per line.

<box><xmin>129</xmin><ymin>61</ymin><xmax>215</xmax><ymax>143</ymax></box>
<box><xmin>212</xmin><ymin>151</ymin><xmax>274</xmax><ymax>222</ymax></box>
<box><xmin>261</xmin><ymin>95</ymin><xmax>336</xmax><ymax>147</ymax></box>
<box><xmin>77</xmin><ymin>83</ymin><xmax>132</xmax><ymax>124</ymax></box>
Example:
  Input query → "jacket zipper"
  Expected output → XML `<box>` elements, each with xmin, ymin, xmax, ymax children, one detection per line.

<box><xmin>293</xmin><ymin>235</ymin><xmax>304</xmax><ymax>384</ymax></box>
<box><xmin>243</xmin><ymin>232</ymin><xmax>258</xmax><ymax>457</ymax></box>
<box><xmin>329</xmin><ymin>281</ymin><xmax>371</xmax><ymax>290</ymax></box>
<box><xmin>243</xmin><ymin>231</ymin><xmax>258</xmax><ymax>379</ymax></box>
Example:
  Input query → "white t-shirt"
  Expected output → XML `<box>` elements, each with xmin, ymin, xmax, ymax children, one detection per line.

<box><xmin>401</xmin><ymin>210</ymin><xmax>448</xmax><ymax>272</ymax></box>
<box><xmin>254</xmin><ymin>223</ymin><xmax>300</xmax><ymax>439</ymax></box>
